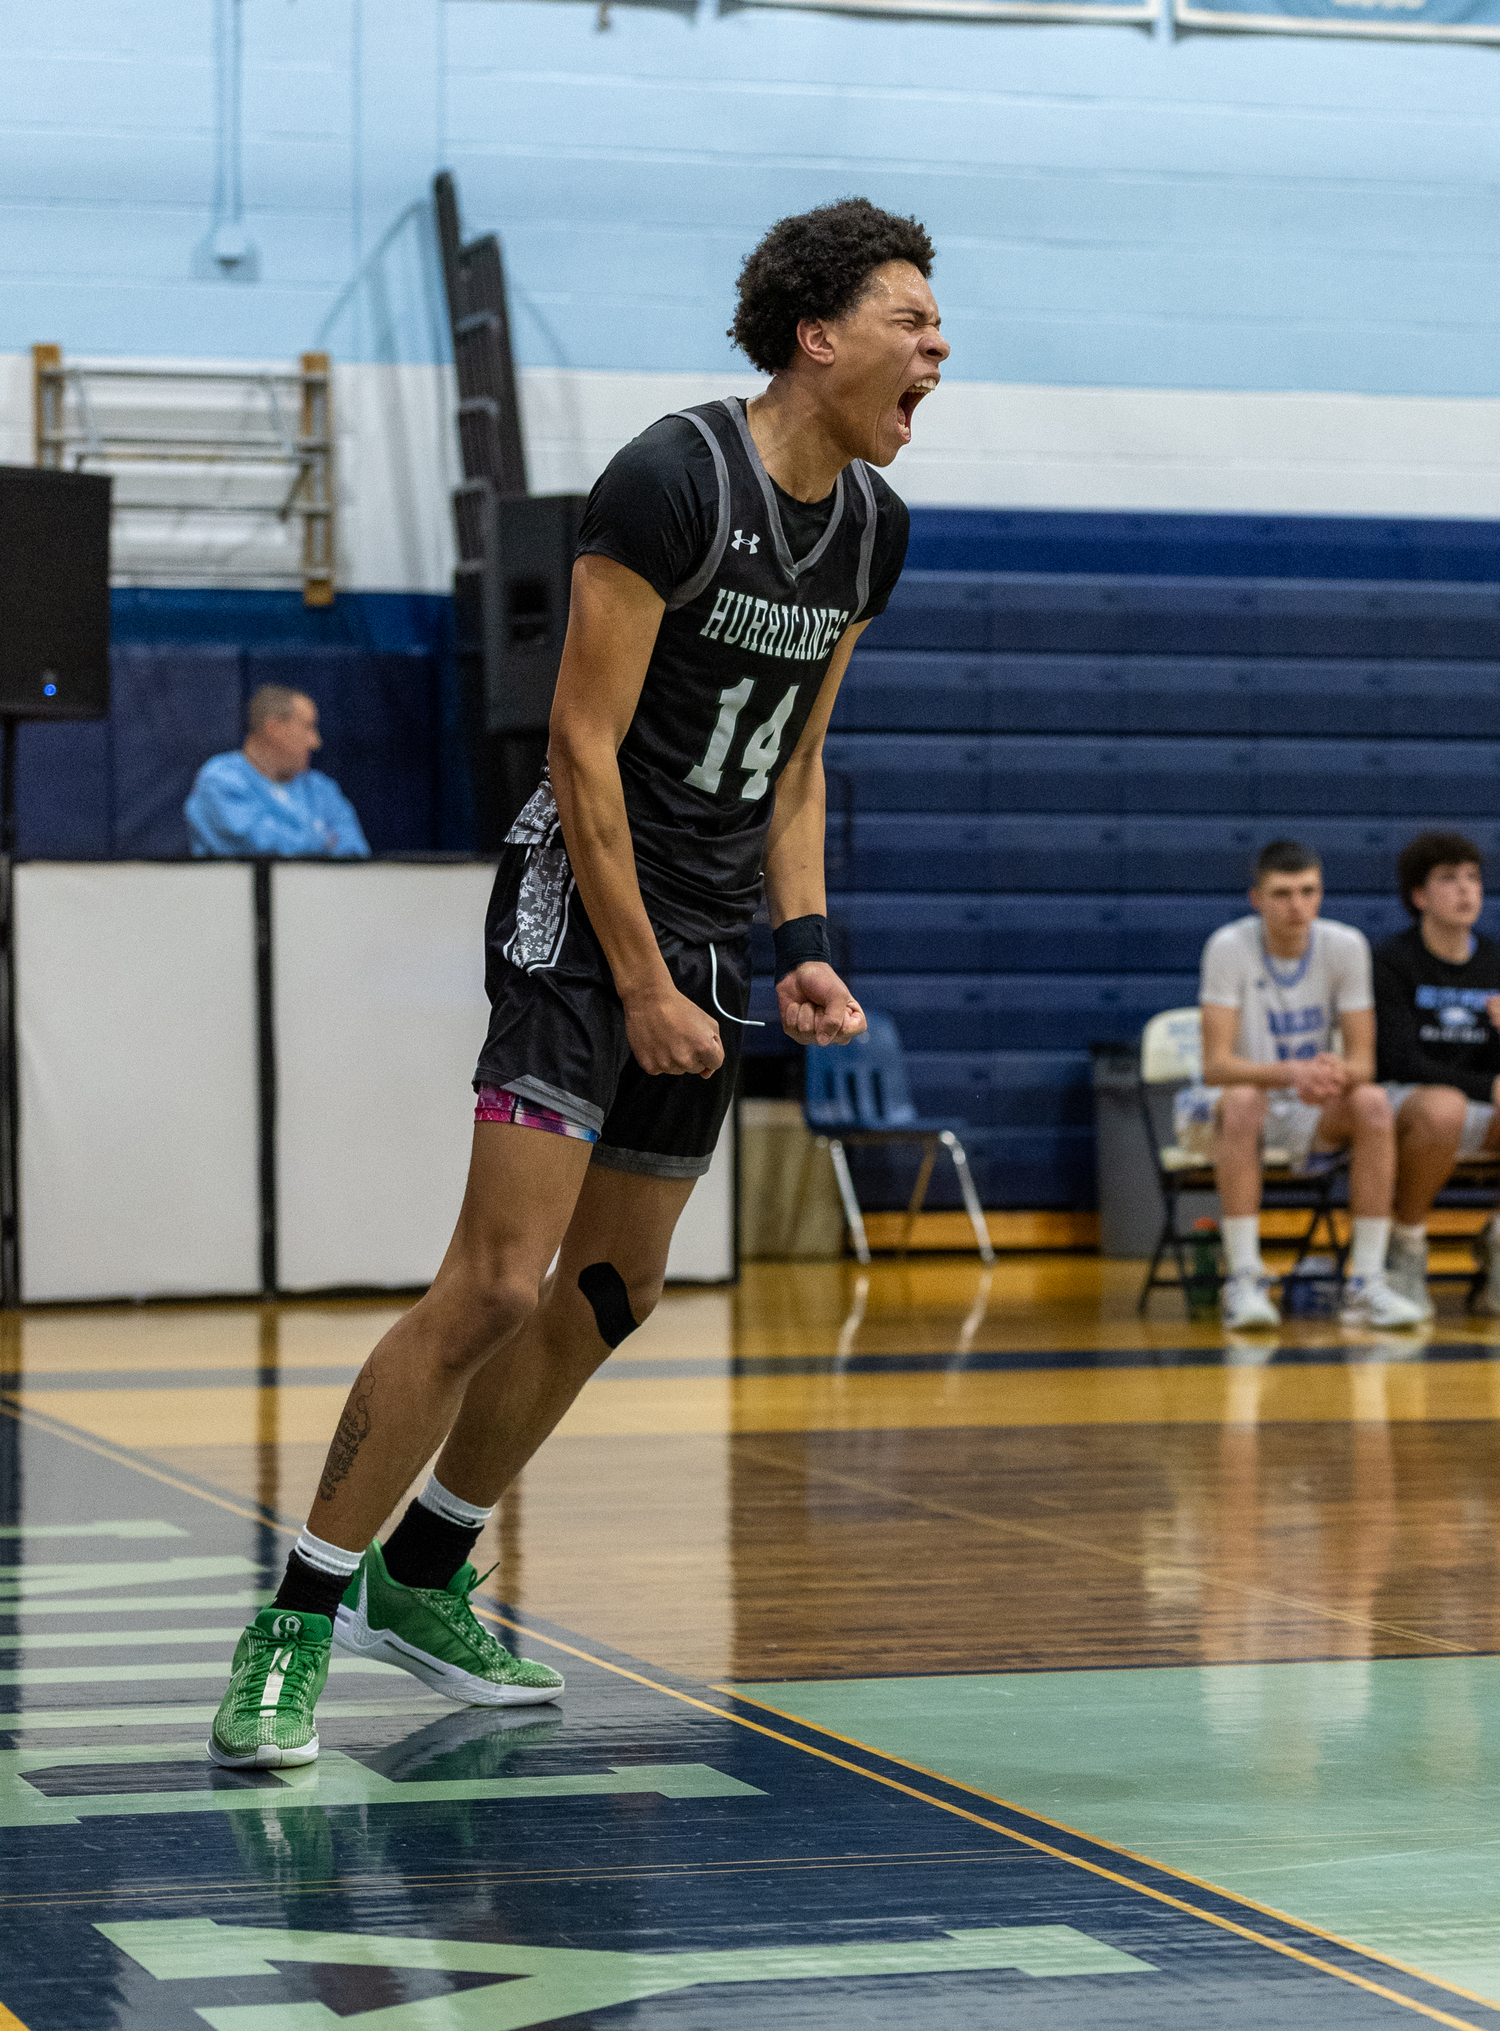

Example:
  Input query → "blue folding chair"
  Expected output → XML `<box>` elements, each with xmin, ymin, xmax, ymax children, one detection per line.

<box><xmin>801</xmin><ymin>1012</ymin><xmax>995</xmax><ymax>1266</ymax></box>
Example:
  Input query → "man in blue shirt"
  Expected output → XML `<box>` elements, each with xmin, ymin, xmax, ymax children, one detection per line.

<box><xmin>185</xmin><ymin>685</ymin><xmax>370</xmax><ymax>858</ymax></box>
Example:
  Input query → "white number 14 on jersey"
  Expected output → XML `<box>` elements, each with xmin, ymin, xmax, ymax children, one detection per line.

<box><xmin>686</xmin><ymin>680</ymin><xmax>800</xmax><ymax>802</ymax></box>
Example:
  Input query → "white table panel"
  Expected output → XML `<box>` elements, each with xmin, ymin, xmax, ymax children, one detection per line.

<box><xmin>274</xmin><ymin>861</ymin><xmax>738</xmax><ymax>1289</ymax></box>
<box><xmin>665</xmin><ymin>1111</ymin><xmax>736</xmax><ymax>1283</ymax></box>
<box><xmin>17</xmin><ymin>862</ymin><xmax>260</xmax><ymax>1301</ymax></box>
<box><xmin>273</xmin><ymin>862</ymin><xmax>497</xmax><ymax>1291</ymax></box>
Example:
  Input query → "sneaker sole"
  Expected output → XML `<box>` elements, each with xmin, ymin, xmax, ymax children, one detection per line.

<box><xmin>333</xmin><ymin>1602</ymin><xmax>563</xmax><ymax>1707</ymax></box>
<box><xmin>206</xmin><ymin>1733</ymin><xmax>320</xmax><ymax>1770</ymax></box>
<box><xmin>1340</xmin><ymin>1308</ymin><xmax>1423</xmax><ymax>1329</ymax></box>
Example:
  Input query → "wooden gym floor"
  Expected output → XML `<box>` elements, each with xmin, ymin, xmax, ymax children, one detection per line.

<box><xmin>5</xmin><ymin>1254</ymin><xmax>1500</xmax><ymax>2028</ymax></box>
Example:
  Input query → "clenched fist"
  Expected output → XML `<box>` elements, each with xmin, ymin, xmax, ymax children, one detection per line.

<box><xmin>777</xmin><ymin>962</ymin><xmax>866</xmax><ymax>1047</ymax></box>
<box><xmin>625</xmin><ymin>985</ymin><xmax>724</xmax><ymax>1079</ymax></box>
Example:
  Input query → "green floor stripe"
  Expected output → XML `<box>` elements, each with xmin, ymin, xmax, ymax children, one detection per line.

<box><xmin>0</xmin><ymin>1627</ymin><xmax>250</xmax><ymax>1652</ymax></box>
<box><xmin>733</xmin><ymin>1657</ymin><xmax>1500</xmax><ymax>2009</ymax></box>
<box><xmin>0</xmin><ymin>1696</ymin><xmax>451</xmax><ymax>1730</ymax></box>
<box><xmin>0</xmin><ymin>1657</ymin><xmax>402</xmax><ymax>1687</ymax></box>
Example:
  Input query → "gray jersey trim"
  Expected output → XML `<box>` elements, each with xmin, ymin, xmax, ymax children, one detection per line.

<box><xmin>665</xmin><ymin>409</ymin><xmax>733</xmax><ymax>612</ymax></box>
<box><xmin>849</xmin><ymin>460</ymin><xmax>878</xmax><ymax>618</ymax></box>
<box><xmin>721</xmin><ymin>398</ymin><xmax>845</xmax><ymax>585</ymax></box>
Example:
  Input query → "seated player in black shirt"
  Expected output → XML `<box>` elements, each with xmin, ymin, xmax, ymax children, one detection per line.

<box><xmin>207</xmin><ymin>198</ymin><xmax>949</xmax><ymax>1768</ymax></box>
<box><xmin>1375</xmin><ymin>831</ymin><xmax>1500</xmax><ymax>1319</ymax></box>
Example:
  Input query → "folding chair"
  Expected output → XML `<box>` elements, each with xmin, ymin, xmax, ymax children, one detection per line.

<box><xmin>802</xmin><ymin>1012</ymin><xmax>996</xmax><ymax>1267</ymax></box>
<box><xmin>1137</xmin><ymin>1006</ymin><xmax>1348</xmax><ymax>1314</ymax></box>
<box><xmin>1422</xmin><ymin>1152</ymin><xmax>1500</xmax><ymax>1308</ymax></box>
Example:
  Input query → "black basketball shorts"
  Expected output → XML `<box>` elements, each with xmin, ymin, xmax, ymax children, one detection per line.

<box><xmin>472</xmin><ymin>837</ymin><xmax>748</xmax><ymax>1183</ymax></box>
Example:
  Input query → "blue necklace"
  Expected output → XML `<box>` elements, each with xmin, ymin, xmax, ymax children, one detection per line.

<box><xmin>1262</xmin><ymin>933</ymin><xmax>1313</xmax><ymax>991</ymax></box>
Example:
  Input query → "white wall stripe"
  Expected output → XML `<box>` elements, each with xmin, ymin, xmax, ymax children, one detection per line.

<box><xmin>5</xmin><ymin>357</ymin><xmax>1499</xmax><ymax>596</ymax></box>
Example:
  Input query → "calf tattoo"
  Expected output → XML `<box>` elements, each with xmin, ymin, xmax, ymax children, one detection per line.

<box><xmin>318</xmin><ymin>1364</ymin><xmax>375</xmax><ymax>1502</ymax></box>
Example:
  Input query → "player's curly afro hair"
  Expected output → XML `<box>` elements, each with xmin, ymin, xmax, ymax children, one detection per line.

<box><xmin>729</xmin><ymin>197</ymin><xmax>935</xmax><ymax>376</ymax></box>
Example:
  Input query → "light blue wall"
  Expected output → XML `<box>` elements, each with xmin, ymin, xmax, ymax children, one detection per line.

<box><xmin>1</xmin><ymin>0</ymin><xmax>1496</xmax><ymax>393</ymax></box>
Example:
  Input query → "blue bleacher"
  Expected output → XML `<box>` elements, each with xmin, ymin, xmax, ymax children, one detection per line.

<box><xmin>807</xmin><ymin>893</ymin><xmax>1418</xmax><ymax>976</ymax></box>
<box><xmin>836</xmin><ymin>652</ymin><xmax>1500</xmax><ymax>740</ymax></box>
<box><xmin>824</xmin><ymin>733</ymin><xmax>1500</xmax><ymax>816</ymax></box>
<box><xmin>872</xmin><ymin>573</ymin><xmax>1500</xmax><ymax>660</ymax></box>
<box><xmin>828</xmin><ymin>525</ymin><xmax>1500</xmax><ymax>1213</ymax></box>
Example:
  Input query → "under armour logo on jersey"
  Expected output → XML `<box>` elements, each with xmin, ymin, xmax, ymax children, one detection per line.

<box><xmin>731</xmin><ymin>528</ymin><xmax>760</xmax><ymax>554</ymax></box>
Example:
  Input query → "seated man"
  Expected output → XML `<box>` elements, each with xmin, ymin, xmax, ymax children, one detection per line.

<box><xmin>185</xmin><ymin>684</ymin><xmax>370</xmax><ymax>859</ymax></box>
<box><xmin>1198</xmin><ymin>838</ymin><xmax>1422</xmax><ymax>1332</ymax></box>
<box><xmin>1375</xmin><ymin>831</ymin><xmax>1500</xmax><ymax>1319</ymax></box>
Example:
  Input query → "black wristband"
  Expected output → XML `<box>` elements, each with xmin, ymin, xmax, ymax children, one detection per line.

<box><xmin>773</xmin><ymin>914</ymin><xmax>832</xmax><ymax>980</ymax></box>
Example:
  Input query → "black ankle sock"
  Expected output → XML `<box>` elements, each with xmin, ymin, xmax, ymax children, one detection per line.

<box><xmin>382</xmin><ymin>1499</ymin><xmax>482</xmax><ymax>1592</ymax></box>
<box><xmin>271</xmin><ymin>1548</ymin><xmax>350</xmax><ymax>1624</ymax></box>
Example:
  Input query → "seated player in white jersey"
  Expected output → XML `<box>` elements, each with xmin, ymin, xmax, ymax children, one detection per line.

<box><xmin>1375</xmin><ymin>831</ymin><xmax>1500</xmax><ymax>1320</ymax></box>
<box><xmin>1197</xmin><ymin>839</ymin><xmax>1424</xmax><ymax>1332</ymax></box>
<box><xmin>205</xmin><ymin>197</ymin><xmax>948</xmax><ymax>1770</ymax></box>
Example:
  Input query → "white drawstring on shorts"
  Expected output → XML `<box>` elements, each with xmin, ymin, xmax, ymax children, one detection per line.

<box><xmin>710</xmin><ymin>943</ymin><xmax>765</xmax><ymax>1026</ymax></box>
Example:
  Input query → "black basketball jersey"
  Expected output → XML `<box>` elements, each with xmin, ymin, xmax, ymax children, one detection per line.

<box><xmin>573</xmin><ymin>397</ymin><xmax>907</xmax><ymax>945</ymax></box>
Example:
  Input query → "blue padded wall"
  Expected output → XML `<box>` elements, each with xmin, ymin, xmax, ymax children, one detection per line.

<box><xmin>15</xmin><ymin>591</ymin><xmax>458</xmax><ymax>861</ymax></box>
<box><xmin>15</xmin><ymin>721</ymin><xmax>111</xmax><ymax>859</ymax></box>
<box><xmin>111</xmin><ymin>646</ymin><xmax>245</xmax><ymax>857</ymax></box>
<box><xmin>245</xmin><ymin>648</ymin><xmax>442</xmax><ymax>856</ymax></box>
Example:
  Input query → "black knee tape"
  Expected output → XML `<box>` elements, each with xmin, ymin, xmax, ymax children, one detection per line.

<box><xmin>578</xmin><ymin>1262</ymin><xmax>639</xmax><ymax>1348</ymax></box>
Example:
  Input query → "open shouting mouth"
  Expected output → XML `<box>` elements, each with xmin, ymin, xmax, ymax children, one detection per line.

<box><xmin>896</xmin><ymin>375</ymin><xmax>939</xmax><ymax>442</ymax></box>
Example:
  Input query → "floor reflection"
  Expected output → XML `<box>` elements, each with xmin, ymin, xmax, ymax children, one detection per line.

<box><xmin>6</xmin><ymin>1258</ymin><xmax>1500</xmax><ymax>1700</ymax></box>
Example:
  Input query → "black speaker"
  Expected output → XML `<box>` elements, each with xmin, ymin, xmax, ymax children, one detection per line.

<box><xmin>461</xmin><ymin>492</ymin><xmax>586</xmax><ymax>737</ymax></box>
<box><xmin>0</xmin><ymin>466</ymin><xmax>111</xmax><ymax>720</ymax></box>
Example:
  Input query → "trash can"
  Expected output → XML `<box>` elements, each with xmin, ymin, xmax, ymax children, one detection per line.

<box><xmin>1089</xmin><ymin>1042</ymin><xmax>1218</xmax><ymax>1260</ymax></box>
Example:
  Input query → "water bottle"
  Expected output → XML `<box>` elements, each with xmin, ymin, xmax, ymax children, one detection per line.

<box><xmin>1187</xmin><ymin>1217</ymin><xmax>1221</xmax><ymax>1320</ymax></box>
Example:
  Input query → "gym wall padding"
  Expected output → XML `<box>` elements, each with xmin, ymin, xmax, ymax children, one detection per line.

<box><xmin>111</xmin><ymin>646</ymin><xmax>244</xmax><ymax>856</ymax></box>
<box><xmin>272</xmin><ymin>861</ymin><xmax>498</xmax><ymax>1293</ymax></box>
<box><xmin>247</xmin><ymin>650</ymin><xmax>442</xmax><ymax>857</ymax></box>
<box><xmin>272</xmin><ymin>862</ymin><xmax>735</xmax><ymax>1290</ymax></box>
<box><xmin>12</xmin><ymin>861</ymin><xmax>737</xmax><ymax>1302</ymax></box>
<box><xmin>662</xmin><ymin>1114</ymin><xmax>736</xmax><ymax>1284</ymax></box>
<box><xmin>15</xmin><ymin>644</ymin><xmax>442</xmax><ymax>861</ymax></box>
<box><xmin>13</xmin><ymin>580</ymin><xmax>459</xmax><ymax>860</ymax></box>
<box><xmin>17</xmin><ymin>863</ymin><xmax>261</xmax><ymax>1302</ymax></box>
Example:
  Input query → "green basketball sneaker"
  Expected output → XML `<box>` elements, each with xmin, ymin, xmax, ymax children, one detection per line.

<box><xmin>334</xmin><ymin>1540</ymin><xmax>564</xmax><ymax>1707</ymax></box>
<box><xmin>207</xmin><ymin>1608</ymin><xmax>331</xmax><ymax>1769</ymax></box>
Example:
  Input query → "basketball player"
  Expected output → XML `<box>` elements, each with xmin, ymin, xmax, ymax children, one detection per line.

<box><xmin>208</xmin><ymin>197</ymin><xmax>946</xmax><ymax>1766</ymax></box>
<box><xmin>1375</xmin><ymin>831</ymin><xmax>1500</xmax><ymax>1318</ymax></box>
<box><xmin>1199</xmin><ymin>840</ymin><xmax>1423</xmax><ymax>1332</ymax></box>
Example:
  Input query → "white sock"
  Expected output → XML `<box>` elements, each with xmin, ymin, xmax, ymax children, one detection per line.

<box><xmin>1220</xmin><ymin>1216</ymin><xmax>1263</xmax><ymax>1278</ymax></box>
<box><xmin>418</xmin><ymin>1474</ymin><xmax>495</xmax><ymax>1530</ymax></box>
<box><xmin>293</xmin><ymin>1527</ymin><xmax>364</xmax><ymax>1578</ymax></box>
<box><xmin>1393</xmin><ymin>1222</ymin><xmax>1426</xmax><ymax>1252</ymax></box>
<box><xmin>1351</xmin><ymin>1217</ymin><xmax>1392</xmax><ymax>1282</ymax></box>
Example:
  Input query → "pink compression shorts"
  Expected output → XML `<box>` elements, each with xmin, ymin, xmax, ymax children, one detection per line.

<box><xmin>473</xmin><ymin>1085</ymin><xmax>597</xmax><ymax>1143</ymax></box>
